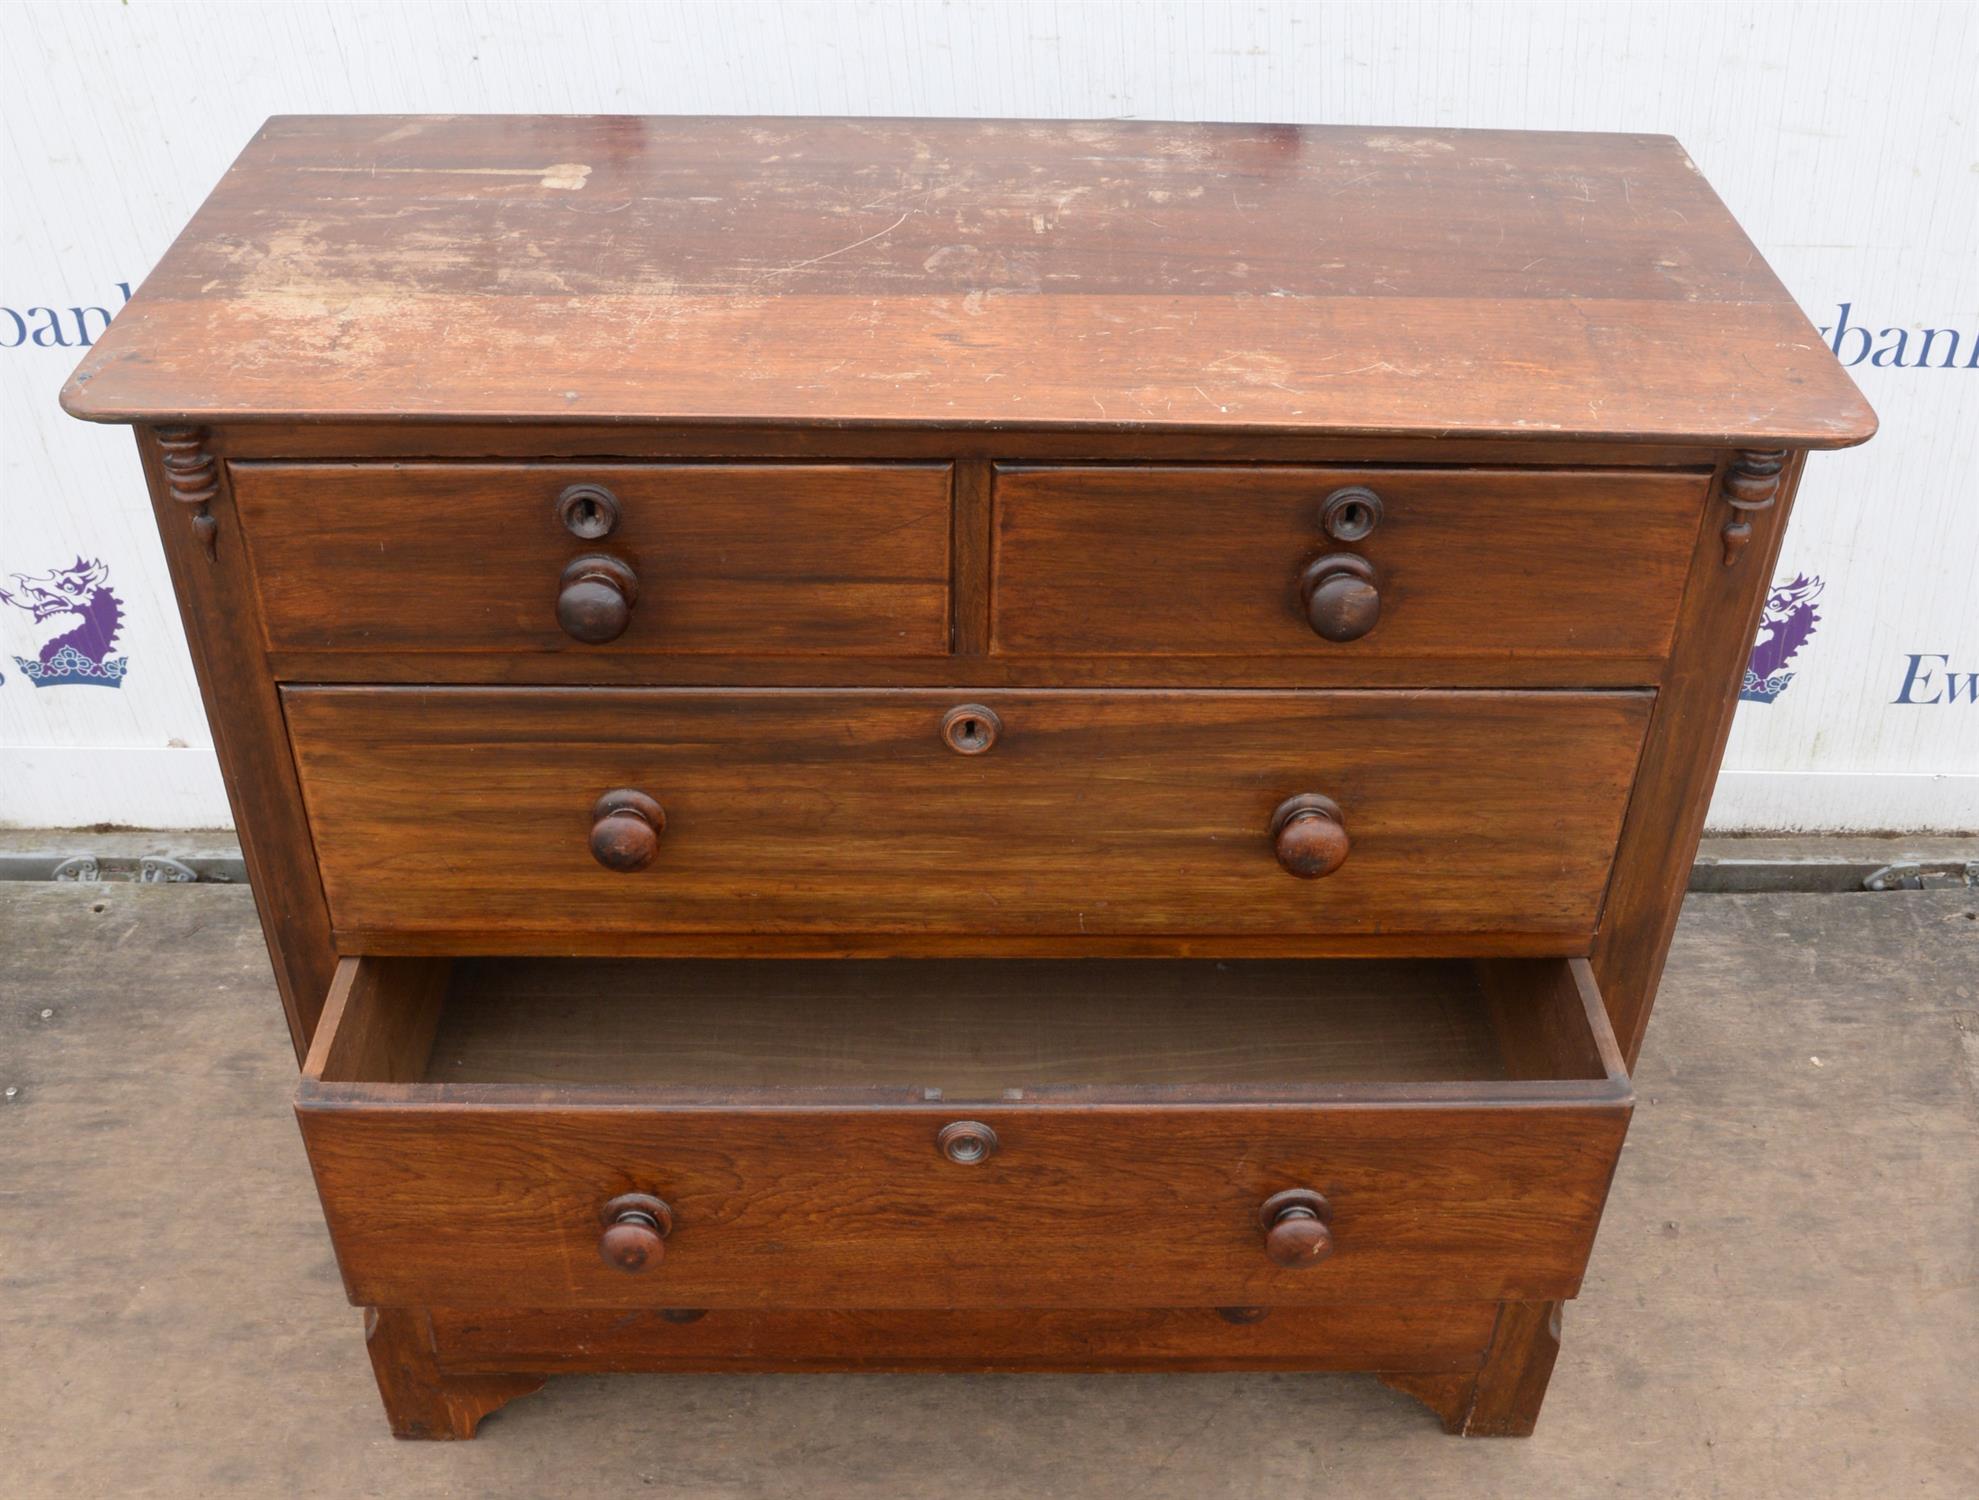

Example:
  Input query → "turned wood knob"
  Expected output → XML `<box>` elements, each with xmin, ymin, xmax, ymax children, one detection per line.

<box><xmin>599</xmin><ymin>1193</ymin><xmax>673</xmax><ymax>1272</ymax></box>
<box><xmin>1270</xmin><ymin>794</ymin><xmax>1349</xmax><ymax>879</ymax></box>
<box><xmin>1259</xmin><ymin>1189</ymin><xmax>1334</xmax><ymax>1268</ymax></box>
<box><xmin>1299</xmin><ymin>553</ymin><xmax>1380</xmax><ymax>642</ymax></box>
<box><xmin>557</xmin><ymin>553</ymin><xmax>639</xmax><ymax>643</ymax></box>
<box><xmin>589</xmin><ymin>789</ymin><xmax>665</xmax><ymax>872</ymax></box>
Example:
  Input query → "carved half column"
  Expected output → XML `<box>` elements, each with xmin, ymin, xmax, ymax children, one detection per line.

<box><xmin>1720</xmin><ymin>449</ymin><xmax>1788</xmax><ymax>567</ymax></box>
<box><xmin>155</xmin><ymin>426</ymin><xmax>219</xmax><ymax>560</ymax></box>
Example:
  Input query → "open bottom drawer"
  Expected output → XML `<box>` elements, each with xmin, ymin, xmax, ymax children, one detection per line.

<box><xmin>297</xmin><ymin>956</ymin><xmax>1633</xmax><ymax>1310</ymax></box>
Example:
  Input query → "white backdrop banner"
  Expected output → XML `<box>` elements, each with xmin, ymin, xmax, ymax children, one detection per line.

<box><xmin>2</xmin><ymin>1</ymin><xmax>1973</xmax><ymax>830</ymax></box>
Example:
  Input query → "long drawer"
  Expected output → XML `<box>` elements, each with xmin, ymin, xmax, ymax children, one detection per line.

<box><xmin>296</xmin><ymin>953</ymin><xmax>1634</xmax><ymax>1310</ymax></box>
<box><xmin>282</xmin><ymin>687</ymin><xmax>1652</xmax><ymax>948</ymax></box>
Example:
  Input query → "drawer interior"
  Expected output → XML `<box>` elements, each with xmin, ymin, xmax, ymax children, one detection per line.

<box><xmin>297</xmin><ymin>955</ymin><xmax>1631</xmax><ymax>1309</ymax></box>
<box><xmin>306</xmin><ymin>956</ymin><xmax>1629</xmax><ymax>1101</ymax></box>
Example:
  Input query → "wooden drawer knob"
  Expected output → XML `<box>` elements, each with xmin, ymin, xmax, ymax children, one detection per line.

<box><xmin>557</xmin><ymin>553</ymin><xmax>639</xmax><ymax>643</ymax></box>
<box><xmin>590</xmin><ymin>788</ymin><xmax>665</xmax><ymax>872</ymax></box>
<box><xmin>598</xmin><ymin>1193</ymin><xmax>673</xmax><ymax>1272</ymax></box>
<box><xmin>1270</xmin><ymin>793</ymin><xmax>1349</xmax><ymax>879</ymax></box>
<box><xmin>1300</xmin><ymin>553</ymin><xmax>1380</xmax><ymax>642</ymax></box>
<box><xmin>1259</xmin><ymin>1189</ymin><xmax>1334</xmax><ymax>1267</ymax></box>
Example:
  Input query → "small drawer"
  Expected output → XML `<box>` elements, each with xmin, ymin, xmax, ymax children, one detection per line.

<box><xmin>231</xmin><ymin>462</ymin><xmax>953</xmax><ymax>660</ymax></box>
<box><xmin>282</xmin><ymin>686</ymin><xmax>1652</xmax><ymax>950</ymax></box>
<box><xmin>296</xmin><ymin>954</ymin><xmax>1633</xmax><ymax>1311</ymax></box>
<box><xmin>991</xmin><ymin>465</ymin><xmax>1709</xmax><ymax>672</ymax></box>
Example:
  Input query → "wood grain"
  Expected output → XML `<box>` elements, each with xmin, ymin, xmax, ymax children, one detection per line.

<box><xmin>212</xmin><ymin>423</ymin><xmax>1728</xmax><ymax>468</ymax></box>
<box><xmin>131</xmin><ymin>428</ymin><xmax>338</xmax><ymax>1059</ymax></box>
<box><xmin>261</xmin><ymin>647</ymin><xmax>1676</xmax><ymax>691</ymax></box>
<box><xmin>1385</xmin><ymin>1300</ymin><xmax>1567</xmax><ymax>1436</ymax></box>
<box><xmin>303</xmin><ymin>956</ymin><xmax>448</xmax><ymax>1086</ymax></box>
<box><xmin>281</xmin><ymin>687</ymin><xmax>1653</xmax><ymax>943</ymax></box>
<box><xmin>232</xmin><ymin>462</ymin><xmax>952</xmax><ymax>658</ymax></box>
<box><xmin>311</xmin><ymin>930</ymin><xmax>1618</xmax><ymax>962</ymax></box>
<box><xmin>427</xmin><ymin>1302</ymin><xmax>1501</xmax><ymax>1375</ymax></box>
<box><xmin>61</xmin><ymin>113</ymin><xmax>1881</xmax><ymax>1435</ymax></box>
<box><xmin>1460</xmin><ymin>1300</ymin><xmax>1565</xmax><ymax>1437</ymax></box>
<box><xmin>992</xmin><ymin>466</ymin><xmax>1708</xmax><ymax>663</ymax></box>
<box><xmin>63</xmin><ymin>118</ymin><xmax>1874</xmax><ymax>448</ymax></box>
<box><xmin>297</xmin><ymin>1099</ymin><xmax>1630</xmax><ymax>1312</ymax></box>
<box><xmin>950</xmin><ymin>458</ymin><xmax>993</xmax><ymax>655</ymax></box>
<box><xmin>1591</xmin><ymin>454</ymin><xmax>1811</xmax><ymax>1064</ymax></box>
<box><xmin>363</xmin><ymin>1307</ymin><xmax>542</xmax><ymax>1441</ymax></box>
<box><xmin>295</xmin><ymin>952</ymin><xmax>1629</xmax><ymax>1310</ymax></box>
<box><xmin>1478</xmin><ymin>959</ymin><xmax>1619</xmax><ymax>1083</ymax></box>
<box><xmin>417</xmin><ymin>957</ymin><xmax>1519</xmax><ymax>1091</ymax></box>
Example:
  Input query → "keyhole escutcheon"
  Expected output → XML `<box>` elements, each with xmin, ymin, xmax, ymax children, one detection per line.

<box><xmin>941</xmin><ymin>704</ymin><xmax>1001</xmax><ymax>754</ymax></box>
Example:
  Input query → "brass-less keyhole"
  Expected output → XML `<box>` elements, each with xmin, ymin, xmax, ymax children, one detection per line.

<box><xmin>556</xmin><ymin>483</ymin><xmax>621</xmax><ymax>540</ymax></box>
<box><xmin>938</xmin><ymin>1121</ymin><xmax>999</xmax><ymax>1163</ymax></box>
<box><xmin>941</xmin><ymin>704</ymin><xmax>1001</xmax><ymax>754</ymax></box>
<box><xmin>1320</xmin><ymin>486</ymin><xmax>1383</xmax><ymax>543</ymax></box>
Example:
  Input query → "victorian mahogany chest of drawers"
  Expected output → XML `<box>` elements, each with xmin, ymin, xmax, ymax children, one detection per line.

<box><xmin>63</xmin><ymin>116</ymin><xmax>1874</xmax><ymax>1439</ymax></box>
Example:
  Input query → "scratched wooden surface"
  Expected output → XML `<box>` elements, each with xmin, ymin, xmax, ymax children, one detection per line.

<box><xmin>9</xmin><ymin>3</ymin><xmax>1970</xmax><ymax>831</ymax></box>
<box><xmin>61</xmin><ymin>116</ymin><xmax>1873</xmax><ymax>447</ymax></box>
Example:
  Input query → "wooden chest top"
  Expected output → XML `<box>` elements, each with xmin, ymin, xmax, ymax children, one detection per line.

<box><xmin>62</xmin><ymin>115</ymin><xmax>1873</xmax><ymax>448</ymax></box>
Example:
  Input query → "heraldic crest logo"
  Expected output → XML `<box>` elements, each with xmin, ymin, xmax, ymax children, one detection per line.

<box><xmin>1741</xmin><ymin>573</ymin><xmax>1823</xmax><ymax>705</ymax></box>
<box><xmin>1</xmin><ymin>556</ymin><xmax>129</xmax><ymax>687</ymax></box>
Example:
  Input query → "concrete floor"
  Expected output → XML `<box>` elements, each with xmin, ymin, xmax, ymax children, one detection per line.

<box><xmin>1</xmin><ymin>882</ymin><xmax>1973</xmax><ymax>1498</ymax></box>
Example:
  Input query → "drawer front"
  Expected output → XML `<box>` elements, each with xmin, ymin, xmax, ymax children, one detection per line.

<box><xmin>991</xmin><ymin>465</ymin><xmax>1708</xmax><ymax>665</ymax></box>
<box><xmin>300</xmin><ymin>957</ymin><xmax>1630</xmax><ymax>1321</ymax></box>
<box><xmin>304</xmin><ymin>949</ymin><xmax>1638</xmax><ymax>1313</ymax></box>
<box><xmin>299</xmin><ymin>1099</ymin><xmax>1629</xmax><ymax>1310</ymax></box>
<box><xmin>232</xmin><ymin>462</ymin><xmax>953</xmax><ymax>658</ymax></box>
<box><xmin>284</xmin><ymin>687</ymin><xmax>1650</xmax><ymax>944</ymax></box>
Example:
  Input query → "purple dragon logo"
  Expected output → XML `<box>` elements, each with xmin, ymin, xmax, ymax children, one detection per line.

<box><xmin>1741</xmin><ymin>573</ymin><xmax>1823</xmax><ymax>705</ymax></box>
<box><xmin>1</xmin><ymin>557</ymin><xmax>128</xmax><ymax>687</ymax></box>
